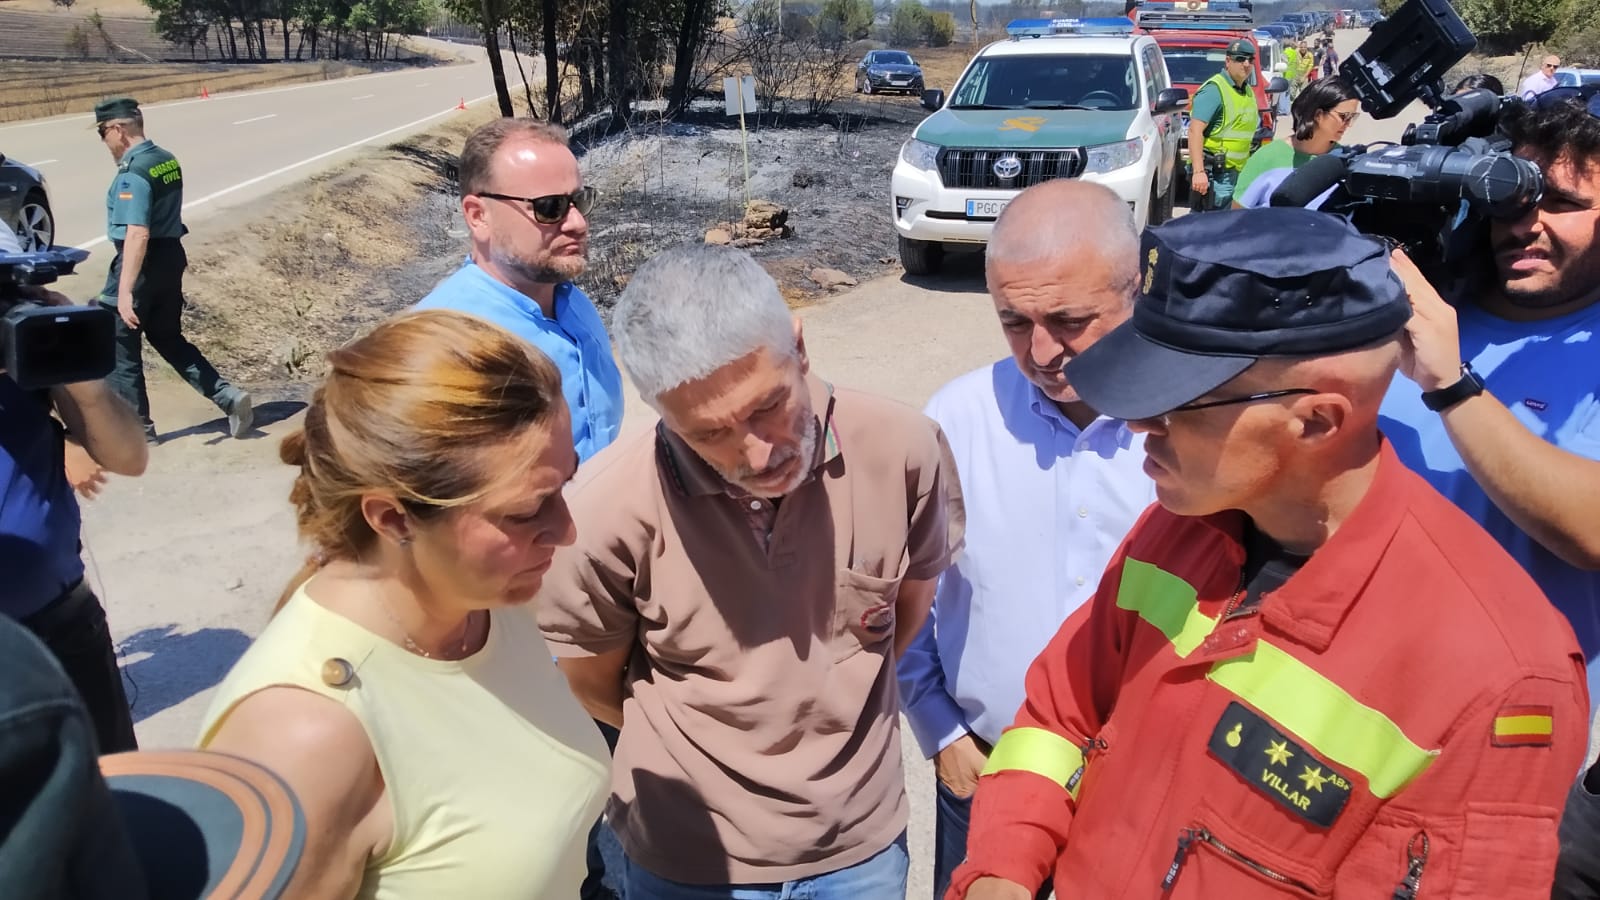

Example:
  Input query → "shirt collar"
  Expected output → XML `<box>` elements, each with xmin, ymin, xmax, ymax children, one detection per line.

<box><xmin>658</xmin><ymin>373</ymin><xmax>842</xmax><ymax>499</ymax></box>
<box><xmin>1194</xmin><ymin>440</ymin><xmax>1411</xmax><ymax>653</ymax></box>
<box><xmin>461</xmin><ymin>258</ymin><xmax>573</xmax><ymax>322</ymax></box>
<box><xmin>117</xmin><ymin>140</ymin><xmax>154</xmax><ymax>166</ymax></box>
<box><xmin>1024</xmin><ymin>381</ymin><xmax>1130</xmax><ymax>442</ymax></box>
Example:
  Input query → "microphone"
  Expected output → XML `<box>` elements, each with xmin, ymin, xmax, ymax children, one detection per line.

<box><xmin>1270</xmin><ymin>152</ymin><xmax>1349</xmax><ymax>207</ymax></box>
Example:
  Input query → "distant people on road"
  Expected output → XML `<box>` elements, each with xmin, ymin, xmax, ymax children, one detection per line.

<box><xmin>950</xmin><ymin>208</ymin><xmax>1587</xmax><ymax>900</ymax></box>
<box><xmin>416</xmin><ymin>118</ymin><xmax>623</xmax><ymax>464</ymax></box>
<box><xmin>897</xmin><ymin>180</ymin><xmax>1153</xmax><ymax>900</ymax></box>
<box><xmin>1453</xmin><ymin>73</ymin><xmax>1505</xmax><ymax>96</ymax></box>
<box><xmin>199</xmin><ymin>310</ymin><xmax>609</xmax><ymax>899</ymax></box>
<box><xmin>2</xmin><ymin>284</ymin><xmax>148</xmax><ymax>756</ymax></box>
<box><xmin>1187</xmin><ymin>38</ymin><xmax>1260</xmax><ymax>211</ymax></box>
<box><xmin>537</xmin><ymin>244</ymin><xmax>962</xmax><ymax>900</ymax></box>
<box><xmin>1518</xmin><ymin>55</ymin><xmax>1562</xmax><ymax>100</ymax></box>
<box><xmin>93</xmin><ymin>97</ymin><xmax>253</xmax><ymax>443</ymax></box>
<box><xmin>414</xmin><ymin>115</ymin><xmax>627</xmax><ymax>899</ymax></box>
<box><xmin>1235</xmin><ymin>77</ymin><xmax>1359</xmax><ymax>208</ymax></box>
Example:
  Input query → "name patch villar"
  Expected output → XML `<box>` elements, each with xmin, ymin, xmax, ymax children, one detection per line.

<box><xmin>1208</xmin><ymin>701</ymin><xmax>1353</xmax><ymax>828</ymax></box>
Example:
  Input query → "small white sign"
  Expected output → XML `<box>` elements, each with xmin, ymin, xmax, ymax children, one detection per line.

<box><xmin>723</xmin><ymin>75</ymin><xmax>757</xmax><ymax>116</ymax></box>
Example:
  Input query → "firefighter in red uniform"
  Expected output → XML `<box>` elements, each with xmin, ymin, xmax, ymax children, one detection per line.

<box><xmin>950</xmin><ymin>208</ymin><xmax>1587</xmax><ymax>900</ymax></box>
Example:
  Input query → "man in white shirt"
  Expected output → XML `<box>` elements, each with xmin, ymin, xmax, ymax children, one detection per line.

<box><xmin>897</xmin><ymin>180</ymin><xmax>1154</xmax><ymax>898</ymax></box>
<box><xmin>1518</xmin><ymin>55</ymin><xmax>1561</xmax><ymax>99</ymax></box>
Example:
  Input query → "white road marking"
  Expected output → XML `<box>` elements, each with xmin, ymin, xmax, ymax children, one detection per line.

<box><xmin>352</xmin><ymin>94</ymin><xmax>375</xmax><ymax>100</ymax></box>
<box><xmin>233</xmin><ymin>113</ymin><xmax>278</xmax><ymax>125</ymax></box>
<box><xmin>416</xmin><ymin>82</ymin><xmax>430</xmax><ymax>87</ymax></box>
<box><xmin>70</xmin><ymin>95</ymin><xmax>494</xmax><ymax>250</ymax></box>
<box><xmin>32</xmin><ymin>159</ymin><xmax>59</xmax><ymax>165</ymax></box>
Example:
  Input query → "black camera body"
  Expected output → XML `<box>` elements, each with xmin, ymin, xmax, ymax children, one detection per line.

<box><xmin>1270</xmin><ymin>0</ymin><xmax>1544</xmax><ymax>276</ymax></box>
<box><xmin>0</xmin><ymin>249</ymin><xmax>117</xmax><ymax>390</ymax></box>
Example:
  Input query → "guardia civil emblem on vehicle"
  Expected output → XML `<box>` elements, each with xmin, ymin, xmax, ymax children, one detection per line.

<box><xmin>992</xmin><ymin>154</ymin><xmax>1023</xmax><ymax>180</ymax></box>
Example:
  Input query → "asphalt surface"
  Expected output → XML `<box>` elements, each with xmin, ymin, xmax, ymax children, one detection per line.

<box><xmin>0</xmin><ymin>39</ymin><xmax>529</xmax><ymax>295</ymax></box>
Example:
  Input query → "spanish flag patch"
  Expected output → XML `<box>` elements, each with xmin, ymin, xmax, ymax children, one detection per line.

<box><xmin>1491</xmin><ymin>705</ymin><xmax>1554</xmax><ymax>748</ymax></box>
<box><xmin>117</xmin><ymin>192</ymin><xmax>133</xmax><ymax>200</ymax></box>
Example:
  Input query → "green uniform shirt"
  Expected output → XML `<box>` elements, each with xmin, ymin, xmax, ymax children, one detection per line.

<box><xmin>105</xmin><ymin>140</ymin><xmax>187</xmax><ymax>242</ymax></box>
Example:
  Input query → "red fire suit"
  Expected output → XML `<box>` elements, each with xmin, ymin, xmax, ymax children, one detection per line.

<box><xmin>952</xmin><ymin>445</ymin><xmax>1587</xmax><ymax>898</ymax></box>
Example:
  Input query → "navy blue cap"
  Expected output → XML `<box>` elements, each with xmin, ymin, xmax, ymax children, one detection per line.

<box><xmin>1066</xmin><ymin>207</ymin><xmax>1409</xmax><ymax>421</ymax></box>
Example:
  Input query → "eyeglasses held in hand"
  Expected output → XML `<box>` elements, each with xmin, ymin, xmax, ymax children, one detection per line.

<box><xmin>476</xmin><ymin>186</ymin><xmax>598</xmax><ymax>224</ymax></box>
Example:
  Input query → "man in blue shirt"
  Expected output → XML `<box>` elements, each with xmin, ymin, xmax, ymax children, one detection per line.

<box><xmin>897</xmin><ymin>180</ymin><xmax>1154</xmax><ymax>899</ymax></box>
<box><xmin>417</xmin><ymin>117</ymin><xmax>625</xmax><ymax>900</ymax></box>
<box><xmin>1379</xmin><ymin>89</ymin><xmax>1600</xmax><ymax>699</ymax></box>
<box><xmin>2</xmin><ymin>283</ymin><xmax>149</xmax><ymax>753</ymax></box>
<box><xmin>416</xmin><ymin>118</ymin><xmax>623</xmax><ymax>463</ymax></box>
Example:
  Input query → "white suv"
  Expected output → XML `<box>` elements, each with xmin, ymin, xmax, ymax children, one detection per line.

<box><xmin>890</xmin><ymin>23</ymin><xmax>1187</xmax><ymax>275</ymax></box>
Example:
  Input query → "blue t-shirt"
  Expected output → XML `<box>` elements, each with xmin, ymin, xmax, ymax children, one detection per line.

<box><xmin>0</xmin><ymin>378</ymin><xmax>84</xmax><ymax>618</ymax></box>
<box><xmin>1380</xmin><ymin>300</ymin><xmax>1600</xmax><ymax>685</ymax></box>
<box><xmin>416</xmin><ymin>262</ymin><xmax>624</xmax><ymax>462</ymax></box>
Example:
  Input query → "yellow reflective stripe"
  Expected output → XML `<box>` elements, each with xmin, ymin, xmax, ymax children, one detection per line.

<box><xmin>1494</xmin><ymin>715</ymin><xmax>1553</xmax><ymax>737</ymax></box>
<box><xmin>1207</xmin><ymin>641</ymin><xmax>1439</xmax><ymax>799</ymax></box>
<box><xmin>1115</xmin><ymin>558</ymin><xmax>1218</xmax><ymax>658</ymax></box>
<box><xmin>982</xmin><ymin>727</ymin><xmax>1088</xmax><ymax>800</ymax></box>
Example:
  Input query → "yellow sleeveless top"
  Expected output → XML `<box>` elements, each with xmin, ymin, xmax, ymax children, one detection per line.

<box><xmin>198</xmin><ymin>582</ymin><xmax>609</xmax><ymax>900</ymax></box>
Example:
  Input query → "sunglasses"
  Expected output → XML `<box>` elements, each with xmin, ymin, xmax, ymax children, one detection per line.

<box><xmin>96</xmin><ymin>122</ymin><xmax>116</xmax><ymax>138</ymax></box>
<box><xmin>1169</xmin><ymin>388</ymin><xmax>1316</xmax><ymax>413</ymax></box>
<box><xmin>1532</xmin><ymin>85</ymin><xmax>1600</xmax><ymax>118</ymax></box>
<box><xmin>476</xmin><ymin>186</ymin><xmax>597</xmax><ymax>224</ymax></box>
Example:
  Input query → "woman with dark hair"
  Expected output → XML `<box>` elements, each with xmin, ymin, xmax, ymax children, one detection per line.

<box><xmin>1233</xmin><ymin>76</ymin><xmax>1361</xmax><ymax>208</ymax></box>
<box><xmin>1453</xmin><ymin>72</ymin><xmax>1505</xmax><ymax>95</ymax></box>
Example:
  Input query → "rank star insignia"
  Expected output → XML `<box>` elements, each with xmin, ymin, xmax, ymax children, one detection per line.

<box><xmin>1207</xmin><ymin>701</ymin><xmax>1353</xmax><ymax>829</ymax></box>
<box><xmin>1298</xmin><ymin>765</ymin><xmax>1330</xmax><ymax>793</ymax></box>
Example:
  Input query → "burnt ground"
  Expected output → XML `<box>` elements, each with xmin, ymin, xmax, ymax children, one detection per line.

<box><xmin>177</xmin><ymin>92</ymin><xmax>932</xmax><ymax>400</ymax></box>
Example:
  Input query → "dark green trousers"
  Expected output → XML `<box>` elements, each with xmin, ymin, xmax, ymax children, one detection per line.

<box><xmin>100</xmin><ymin>241</ymin><xmax>236</xmax><ymax>426</ymax></box>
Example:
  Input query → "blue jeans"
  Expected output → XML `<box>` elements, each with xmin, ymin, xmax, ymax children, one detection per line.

<box><xmin>935</xmin><ymin>782</ymin><xmax>1052</xmax><ymax>900</ymax></box>
<box><xmin>624</xmin><ymin>833</ymin><xmax>908</xmax><ymax>900</ymax></box>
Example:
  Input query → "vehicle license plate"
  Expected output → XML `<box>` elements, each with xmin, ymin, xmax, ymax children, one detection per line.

<box><xmin>966</xmin><ymin>198</ymin><xmax>1008</xmax><ymax>218</ymax></box>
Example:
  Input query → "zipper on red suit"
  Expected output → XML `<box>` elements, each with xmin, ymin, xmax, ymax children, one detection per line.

<box><xmin>1160</xmin><ymin>827</ymin><xmax>1319</xmax><ymax>895</ymax></box>
<box><xmin>1391</xmin><ymin>831</ymin><xmax>1429</xmax><ymax>899</ymax></box>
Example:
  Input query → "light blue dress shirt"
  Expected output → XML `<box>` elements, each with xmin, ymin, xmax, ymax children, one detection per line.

<box><xmin>1380</xmin><ymin>300</ymin><xmax>1600</xmax><ymax>701</ymax></box>
<box><xmin>897</xmin><ymin>360</ymin><xmax>1156</xmax><ymax>756</ymax></box>
<box><xmin>416</xmin><ymin>261</ymin><xmax>624</xmax><ymax>462</ymax></box>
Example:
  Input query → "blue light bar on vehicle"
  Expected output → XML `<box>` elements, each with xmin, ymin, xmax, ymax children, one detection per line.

<box><xmin>1006</xmin><ymin>17</ymin><xmax>1135</xmax><ymax>37</ymax></box>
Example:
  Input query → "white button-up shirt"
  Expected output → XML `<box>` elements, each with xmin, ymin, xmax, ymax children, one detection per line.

<box><xmin>897</xmin><ymin>360</ymin><xmax>1155</xmax><ymax>754</ymax></box>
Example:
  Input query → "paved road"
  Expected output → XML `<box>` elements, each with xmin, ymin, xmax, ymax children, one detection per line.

<box><xmin>0</xmin><ymin>39</ymin><xmax>532</xmax><ymax>294</ymax></box>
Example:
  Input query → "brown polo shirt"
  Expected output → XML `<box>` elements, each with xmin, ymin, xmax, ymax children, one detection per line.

<box><xmin>538</xmin><ymin>374</ymin><xmax>961</xmax><ymax>885</ymax></box>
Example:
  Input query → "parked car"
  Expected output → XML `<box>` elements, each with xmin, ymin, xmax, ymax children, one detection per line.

<box><xmin>856</xmin><ymin>50</ymin><xmax>925</xmax><ymax>95</ymax></box>
<box><xmin>891</xmin><ymin>22</ymin><xmax>1188</xmax><ymax>274</ymax></box>
<box><xmin>0</xmin><ymin>154</ymin><xmax>53</xmax><ymax>253</ymax></box>
<box><xmin>1555</xmin><ymin>67</ymin><xmax>1600</xmax><ymax>88</ymax></box>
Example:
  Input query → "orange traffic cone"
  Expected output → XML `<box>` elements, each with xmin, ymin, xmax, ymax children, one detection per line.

<box><xmin>456</xmin><ymin>96</ymin><xmax>467</xmax><ymax>110</ymax></box>
<box><xmin>200</xmin><ymin>86</ymin><xmax>210</xmax><ymax>99</ymax></box>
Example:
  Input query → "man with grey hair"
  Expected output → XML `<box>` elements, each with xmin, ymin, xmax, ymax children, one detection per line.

<box><xmin>537</xmin><ymin>244</ymin><xmax>962</xmax><ymax>900</ymax></box>
<box><xmin>897</xmin><ymin>179</ymin><xmax>1154</xmax><ymax>898</ymax></box>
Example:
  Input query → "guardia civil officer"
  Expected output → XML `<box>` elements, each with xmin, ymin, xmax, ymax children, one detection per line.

<box><xmin>94</xmin><ymin>97</ymin><xmax>252</xmax><ymax>443</ymax></box>
<box><xmin>950</xmin><ymin>208</ymin><xmax>1586</xmax><ymax>899</ymax></box>
<box><xmin>1186</xmin><ymin>39</ymin><xmax>1260</xmax><ymax>211</ymax></box>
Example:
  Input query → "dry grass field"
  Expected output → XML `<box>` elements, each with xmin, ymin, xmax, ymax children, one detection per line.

<box><xmin>0</xmin><ymin>59</ymin><xmax>372</xmax><ymax>122</ymax></box>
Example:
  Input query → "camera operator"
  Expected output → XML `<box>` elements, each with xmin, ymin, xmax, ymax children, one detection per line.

<box><xmin>1378</xmin><ymin>88</ymin><xmax>1600</xmax><ymax>697</ymax></box>
<box><xmin>3</xmin><ymin>281</ymin><xmax>149</xmax><ymax>753</ymax></box>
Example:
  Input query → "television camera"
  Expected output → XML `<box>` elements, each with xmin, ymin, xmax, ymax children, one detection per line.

<box><xmin>0</xmin><ymin>248</ymin><xmax>116</xmax><ymax>390</ymax></box>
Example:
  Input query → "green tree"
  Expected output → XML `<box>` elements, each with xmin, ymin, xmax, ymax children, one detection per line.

<box><xmin>1452</xmin><ymin>0</ymin><xmax>1557</xmax><ymax>52</ymax></box>
<box><xmin>889</xmin><ymin>0</ymin><xmax>928</xmax><ymax>45</ymax></box>
<box><xmin>816</xmin><ymin>0</ymin><xmax>871</xmax><ymax>45</ymax></box>
<box><xmin>924</xmin><ymin>9</ymin><xmax>953</xmax><ymax>45</ymax></box>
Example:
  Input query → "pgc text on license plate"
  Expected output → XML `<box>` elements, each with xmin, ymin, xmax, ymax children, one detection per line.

<box><xmin>966</xmin><ymin>198</ymin><xmax>1008</xmax><ymax>218</ymax></box>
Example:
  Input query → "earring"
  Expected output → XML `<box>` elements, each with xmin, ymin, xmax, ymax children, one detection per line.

<box><xmin>398</xmin><ymin>536</ymin><xmax>412</xmax><ymax>547</ymax></box>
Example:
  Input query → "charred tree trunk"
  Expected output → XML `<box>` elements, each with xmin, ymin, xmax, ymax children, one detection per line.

<box><xmin>667</xmin><ymin>0</ymin><xmax>707</xmax><ymax>114</ymax></box>
<box><xmin>541</xmin><ymin>0</ymin><xmax>559</xmax><ymax>122</ymax></box>
<box><xmin>507</xmin><ymin>23</ymin><xmax>537</xmax><ymax>116</ymax></box>
<box><xmin>481</xmin><ymin>0</ymin><xmax>515</xmax><ymax>116</ymax></box>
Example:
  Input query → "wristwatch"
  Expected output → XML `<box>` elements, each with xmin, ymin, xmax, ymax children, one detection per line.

<box><xmin>1421</xmin><ymin>362</ymin><xmax>1485</xmax><ymax>412</ymax></box>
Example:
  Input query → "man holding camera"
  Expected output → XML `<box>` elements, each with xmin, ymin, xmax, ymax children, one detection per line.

<box><xmin>94</xmin><ymin>97</ymin><xmax>252</xmax><ymax>444</ymax></box>
<box><xmin>3</xmin><ymin>282</ymin><xmax>149</xmax><ymax>753</ymax></box>
<box><xmin>1187</xmin><ymin>39</ymin><xmax>1259</xmax><ymax>211</ymax></box>
<box><xmin>1379</xmin><ymin>88</ymin><xmax>1600</xmax><ymax>698</ymax></box>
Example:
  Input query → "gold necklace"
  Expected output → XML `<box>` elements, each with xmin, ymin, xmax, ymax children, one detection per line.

<box><xmin>379</xmin><ymin>600</ymin><xmax>479</xmax><ymax>659</ymax></box>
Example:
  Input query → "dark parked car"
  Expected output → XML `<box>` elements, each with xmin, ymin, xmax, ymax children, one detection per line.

<box><xmin>0</xmin><ymin>154</ymin><xmax>53</xmax><ymax>252</ymax></box>
<box><xmin>856</xmin><ymin>49</ymin><xmax>925</xmax><ymax>95</ymax></box>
